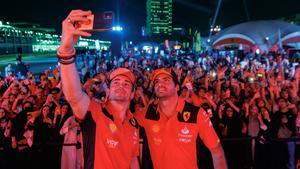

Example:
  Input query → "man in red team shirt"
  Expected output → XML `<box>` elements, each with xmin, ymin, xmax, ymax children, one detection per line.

<box><xmin>136</xmin><ymin>68</ymin><xmax>227</xmax><ymax>169</ymax></box>
<box><xmin>57</xmin><ymin>10</ymin><xmax>139</xmax><ymax>169</ymax></box>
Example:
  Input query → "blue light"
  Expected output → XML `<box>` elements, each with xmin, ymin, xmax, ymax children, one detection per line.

<box><xmin>265</xmin><ymin>37</ymin><xmax>269</xmax><ymax>41</ymax></box>
<box><xmin>112</xmin><ymin>26</ymin><xmax>123</xmax><ymax>31</ymax></box>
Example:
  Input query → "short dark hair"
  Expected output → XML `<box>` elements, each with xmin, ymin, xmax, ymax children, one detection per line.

<box><xmin>277</xmin><ymin>97</ymin><xmax>287</xmax><ymax>103</ymax></box>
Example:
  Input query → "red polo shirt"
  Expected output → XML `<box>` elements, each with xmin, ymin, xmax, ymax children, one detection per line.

<box><xmin>86</xmin><ymin>100</ymin><xmax>139</xmax><ymax>169</ymax></box>
<box><xmin>136</xmin><ymin>98</ymin><xmax>220</xmax><ymax>169</ymax></box>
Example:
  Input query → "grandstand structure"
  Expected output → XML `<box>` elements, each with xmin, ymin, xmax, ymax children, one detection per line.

<box><xmin>0</xmin><ymin>21</ymin><xmax>111</xmax><ymax>54</ymax></box>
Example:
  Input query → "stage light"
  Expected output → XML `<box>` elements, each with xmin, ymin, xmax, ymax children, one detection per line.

<box><xmin>256</xmin><ymin>49</ymin><xmax>260</xmax><ymax>54</ymax></box>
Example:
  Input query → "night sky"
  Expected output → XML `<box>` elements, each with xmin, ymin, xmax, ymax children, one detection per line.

<box><xmin>1</xmin><ymin>0</ymin><xmax>300</xmax><ymax>40</ymax></box>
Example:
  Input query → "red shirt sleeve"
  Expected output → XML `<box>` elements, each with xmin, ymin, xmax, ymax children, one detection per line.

<box><xmin>197</xmin><ymin>108</ymin><xmax>220</xmax><ymax>149</ymax></box>
<box><xmin>134</xmin><ymin>108</ymin><xmax>147</xmax><ymax>127</ymax></box>
<box><xmin>87</xmin><ymin>99</ymin><xmax>102</xmax><ymax>123</ymax></box>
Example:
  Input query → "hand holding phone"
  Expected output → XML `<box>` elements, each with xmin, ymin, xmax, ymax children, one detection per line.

<box><xmin>185</xmin><ymin>82</ymin><xmax>193</xmax><ymax>90</ymax></box>
<box><xmin>76</xmin><ymin>11</ymin><xmax>114</xmax><ymax>32</ymax></box>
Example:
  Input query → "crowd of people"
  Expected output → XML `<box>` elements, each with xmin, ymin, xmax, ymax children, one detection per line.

<box><xmin>78</xmin><ymin>47</ymin><xmax>300</xmax><ymax>169</ymax></box>
<box><xmin>0</xmin><ymin>46</ymin><xmax>299</xmax><ymax>169</ymax></box>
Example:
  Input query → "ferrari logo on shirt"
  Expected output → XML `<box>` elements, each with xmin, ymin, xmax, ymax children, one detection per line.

<box><xmin>152</xmin><ymin>124</ymin><xmax>160</xmax><ymax>133</ymax></box>
<box><xmin>183</xmin><ymin>111</ymin><xmax>191</xmax><ymax>122</ymax></box>
<box><xmin>109</xmin><ymin>123</ymin><xmax>117</xmax><ymax>133</ymax></box>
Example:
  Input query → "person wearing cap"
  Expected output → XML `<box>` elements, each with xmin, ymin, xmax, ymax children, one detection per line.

<box><xmin>57</xmin><ymin>10</ymin><xmax>140</xmax><ymax>169</ymax></box>
<box><xmin>135</xmin><ymin>68</ymin><xmax>227</xmax><ymax>169</ymax></box>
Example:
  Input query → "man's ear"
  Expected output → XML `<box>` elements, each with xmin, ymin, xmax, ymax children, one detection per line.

<box><xmin>105</xmin><ymin>88</ymin><xmax>110</xmax><ymax>101</ymax></box>
<box><xmin>176</xmin><ymin>84</ymin><xmax>180</xmax><ymax>92</ymax></box>
<box><xmin>130</xmin><ymin>90</ymin><xmax>135</xmax><ymax>100</ymax></box>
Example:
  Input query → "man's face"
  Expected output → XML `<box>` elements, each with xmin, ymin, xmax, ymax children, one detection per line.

<box><xmin>52</xmin><ymin>93</ymin><xmax>60</xmax><ymax>100</ymax></box>
<box><xmin>42</xmin><ymin>106</ymin><xmax>50</xmax><ymax>116</ymax></box>
<box><xmin>23</xmin><ymin>102</ymin><xmax>32</xmax><ymax>111</ymax></box>
<box><xmin>9</xmin><ymin>95</ymin><xmax>15</xmax><ymax>102</ymax></box>
<box><xmin>40</xmin><ymin>75</ymin><xmax>47</xmax><ymax>82</ymax></box>
<box><xmin>281</xmin><ymin>90</ymin><xmax>289</xmax><ymax>99</ymax></box>
<box><xmin>257</xmin><ymin>99</ymin><xmax>265</xmax><ymax>108</ymax></box>
<box><xmin>261</xmin><ymin>107</ymin><xmax>269</xmax><ymax>118</ymax></box>
<box><xmin>0</xmin><ymin>109</ymin><xmax>5</xmax><ymax>118</ymax></box>
<box><xmin>62</xmin><ymin>105</ymin><xmax>69</xmax><ymax>114</ymax></box>
<box><xmin>153</xmin><ymin>74</ymin><xmax>177</xmax><ymax>99</ymax></box>
<box><xmin>0</xmin><ymin>80</ymin><xmax>5</xmax><ymax>87</ymax></box>
<box><xmin>181</xmin><ymin>88</ymin><xmax>188</xmax><ymax>97</ymax></box>
<box><xmin>86</xmin><ymin>88</ymin><xmax>94</xmax><ymax>98</ymax></box>
<box><xmin>250</xmin><ymin>105</ymin><xmax>259</xmax><ymax>116</ymax></box>
<box><xmin>198</xmin><ymin>89</ymin><xmax>206</xmax><ymax>98</ymax></box>
<box><xmin>278</xmin><ymin>99</ymin><xmax>287</xmax><ymax>109</ymax></box>
<box><xmin>0</xmin><ymin>120</ymin><xmax>7</xmax><ymax>128</ymax></box>
<box><xmin>11</xmin><ymin>86</ymin><xmax>19</xmax><ymax>95</ymax></box>
<box><xmin>226</xmin><ymin>108</ymin><xmax>234</xmax><ymax>118</ymax></box>
<box><xmin>109</xmin><ymin>75</ymin><xmax>134</xmax><ymax>102</ymax></box>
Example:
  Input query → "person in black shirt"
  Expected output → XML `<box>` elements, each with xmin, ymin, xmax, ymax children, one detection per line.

<box><xmin>10</xmin><ymin>101</ymin><xmax>34</xmax><ymax>169</ymax></box>
<box><xmin>32</xmin><ymin>105</ymin><xmax>55</xmax><ymax>169</ymax></box>
<box><xmin>271</xmin><ymin>97</ymin><xmax>296</xmax><ymax>169</ymax></box>
<box><xmin>0</xmin><ymin>112</ymin><xmax>12</xmax><ymax>169</ymax></box>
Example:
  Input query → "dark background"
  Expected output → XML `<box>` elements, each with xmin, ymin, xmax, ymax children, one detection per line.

<box><xmin>1</xmin><ymin>0</ymin><xmax>299</xmax><ymax>40</ymax></box>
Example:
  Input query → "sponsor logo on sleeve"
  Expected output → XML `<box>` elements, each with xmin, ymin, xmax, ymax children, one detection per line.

<box><xmin>133</xmin><ymin>129</ymin><xmax>139</xmax><ymax>144</ymax></box>
<box><xmin>152</xmin><ymin>124</ymin><xmax>160</xmax><ymax>133</ymax></box>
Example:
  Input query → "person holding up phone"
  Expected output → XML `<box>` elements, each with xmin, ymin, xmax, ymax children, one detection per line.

<box><xmin>57</xmin><ymin>10</ymin><xmax>139</xmax><ymax>169</ymax></box>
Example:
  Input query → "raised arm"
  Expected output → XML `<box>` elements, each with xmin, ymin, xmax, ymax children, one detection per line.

<box><xmin>210</xmin><ymin>144</ymin><xmax>228</xmax><ymax>169</ymax></box>
<box><xmin>198</xmin><ymin>108</ymin><xmax>228</xmax><ymax>169</ymax></box>
<box><xmin>58</xmin><ymin>10</ymin><xmax>92</xmax><ymax>120</ymax></box>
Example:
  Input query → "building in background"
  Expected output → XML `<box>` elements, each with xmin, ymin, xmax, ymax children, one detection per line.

<box><xmin>146</xmin><ymin>0</ymin><xmax>173</xmax><ymax>36</ymax></box>
<box><xmin>0</xmin><ymin>21</ymin><xmax>111</xmax><ymax>55</ymax></box>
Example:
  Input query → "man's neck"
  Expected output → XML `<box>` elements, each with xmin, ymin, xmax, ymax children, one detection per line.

<box><xmin>106</xmin><ymin>100</ymin><xmax>129</xmax><ymax>122</ymax></box>
<box><xmin>159</xmin><ymin>94</ymin><xmax>179</xmax><ymax>118</ymax></box>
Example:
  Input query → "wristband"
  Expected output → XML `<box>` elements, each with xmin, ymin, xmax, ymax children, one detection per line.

<box><xmin>58</xmin><ymin>57</ymin><xmax>76</xmax><ymax>65</ymax></box>
<box><xmin>57</xmin><ymin>47</ymin><xmax>76</xmax><ymax>58</ymax></box>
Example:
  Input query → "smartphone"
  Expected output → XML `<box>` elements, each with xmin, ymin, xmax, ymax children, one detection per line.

<box><xmin>210</xmin><ymin>71</ymin><xmax>217</xmax><ymax>77</ymax></box>
<box><xmin>248</xmin><ymin>77</ymin><xmax>254</xmax><ymax>83</ymax></box>
<box><xmin>76</xmin><ymin>11</ymin><xmax>114</xmax><ymax>31</ymax></box>
<box><xmin>257</xmin><ymin>73</ymin><xmax>262</xmax><ymax>77</ymax></box>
